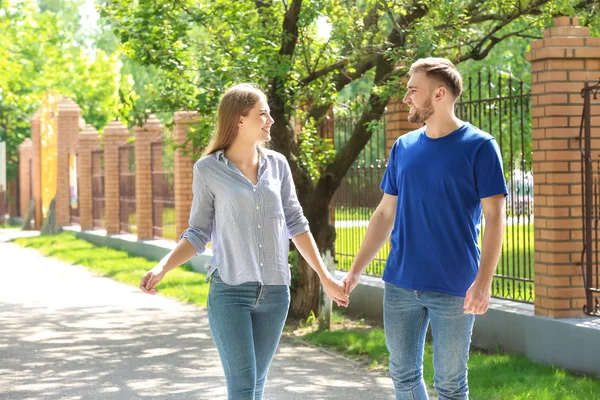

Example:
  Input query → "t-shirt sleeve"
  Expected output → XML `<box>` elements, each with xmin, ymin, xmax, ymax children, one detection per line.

<box><xmin>380</xmin><ymin>140</ymin><xmax>399</xmax><ymax>196</ymax></box>
<box><xmin>475</xmin><ymin>138</ymin><xmax>508</xmax><ymax>199</ymax></box>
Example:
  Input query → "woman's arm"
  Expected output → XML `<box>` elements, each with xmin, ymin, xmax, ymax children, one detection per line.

<box><xmin>292</xmin><ymin>231</ymin><xmax>349</xmax><ymax>307</ymax></box>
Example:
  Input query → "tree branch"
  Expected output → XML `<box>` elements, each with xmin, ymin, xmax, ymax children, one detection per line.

<box><xmin>304</xmin><ymin>54</ymin><xmax>378</xmax><ymax>124</ymax></box>
<box><xmin>299</xmin><ymin>59</ymin><xmax>350</xmax><ymax>87</ymax></box>
<box><xmin>279</xmin><ymin>0</ymin><xmax>302</xmax><ymax>57</ymax></box>
<box><xmin>268</xmin><ymin>0</ymin><xmax>309</xmax><ymax>195</ymax></box>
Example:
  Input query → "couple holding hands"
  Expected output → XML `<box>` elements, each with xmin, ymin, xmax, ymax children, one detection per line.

<box><xmin>140</xmin><ymin>57</ymin><xmax>507</xmax><ymax>400</ymax></box>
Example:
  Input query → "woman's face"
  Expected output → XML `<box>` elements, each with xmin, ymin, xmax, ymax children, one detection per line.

<box><xmin>238</xmin><ymin>97</ymin><xmax>274</xmax><ymax>143</ymax></box>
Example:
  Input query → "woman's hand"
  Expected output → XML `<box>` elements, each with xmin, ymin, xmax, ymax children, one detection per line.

<box><xmin>322</xmin><ymin>275</ymin><xmax>350</xmax><ymax>308</ymax></box>
<box><xmin>140</xmin><ymin>264</ymin><xmax>167</xmax><ymax>295</ymax></box>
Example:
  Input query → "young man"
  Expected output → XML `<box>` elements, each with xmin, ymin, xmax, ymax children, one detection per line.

<box><xmin>342</xmin><ymin>58</ymin><xmax>507</xmax><ymax>400</ymax></box>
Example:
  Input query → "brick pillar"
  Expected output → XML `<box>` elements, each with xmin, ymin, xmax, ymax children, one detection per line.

<box><xmin>104</xmin><ymin>120</ymin><xmax>129</xmax><ymax>235</ymax></box>
<box><xmin>385</xmin><ymin>100</ymin><xmax>421</xmax><ymax>157</ymax></box>
<box><xmin>77</xmin><ymin>124</ymin><xmax>100</xmax><ymax>231</ymax></box>
<box><xmin>174</xmin><ymin>111</ymin><xmax>199</xmax><ymax>239</ymax></box>
<box><xmin>135</xmin><ymin>115</ymin><xmax>162</xmax><ymax>240</ymax></box>
<box><xmin>7</xmin><ymin>178</ymin><xmax>18</xmax><ymax>217</ymax></box>
<box><xmin>151</xmin><ymin>138</ymin><xmax>164</xmax><ymax>238</ymax></box>
<box><xmin>30</xmin><ymin>111</ymin><xmax>42</xmax><ymax>229</ymax></box>
<box><xmin>527</xmin><ymin>16</ymin><xmax>600</xmax><ymax>318</ymax></box>
<box><xmin>56</xmin><ymin>97</ymin><xmax>81</xmax><ymax>227</ymax></box>
<box><xmin>19</xmin><ymin>138</ymin><xmax>33</xmax><ymax>219</ymax></box>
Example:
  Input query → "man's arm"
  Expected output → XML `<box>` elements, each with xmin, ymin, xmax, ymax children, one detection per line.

<box><xmin>342</xmin><ymin>193</ymin><xmax>397</xmax><ymax>294</ymax></box>
<box><xmin>463</xmin><ymin>193</ymin><xmax>506</xmax><ymax>314</ymax></box>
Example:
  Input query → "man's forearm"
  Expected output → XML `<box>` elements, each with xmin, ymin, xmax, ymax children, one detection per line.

<box><xmin>477</xmin><ymin>216</ymin><xmax>505</xmax><ymax>285</ymax></box>
<box><xmin>350</xmin><ymin>211</ymin><xmax>394</xmax><ymax>275</ymax></box>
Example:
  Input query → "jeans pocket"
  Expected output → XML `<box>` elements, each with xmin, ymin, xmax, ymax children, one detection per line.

<box><xmin>210</xmin><ymin>270</ymin><xmax>223</xmax><ymax>284</ymax></box>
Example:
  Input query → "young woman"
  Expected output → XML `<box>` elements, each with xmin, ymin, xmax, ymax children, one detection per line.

<box><xmin>140</xmin><ymin>83</ymin><xmax>349</xmax><ymax>399</ymax></box>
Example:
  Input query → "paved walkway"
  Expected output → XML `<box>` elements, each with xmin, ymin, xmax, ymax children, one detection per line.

<box><xmin>0</xmin><ymin>231</ymin><xmax>395</xmax><ymax>399</ymax></box>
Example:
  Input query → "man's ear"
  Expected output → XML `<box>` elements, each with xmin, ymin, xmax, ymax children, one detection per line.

<box><xmin>434</xmin><ymin>86</ymin><xmax>446</xmax><ymax>102</ymax></box>
<box><xmin>238</xmin><ymin>117</ymin><xmax>244</xmax><ymax>127</ymax></box>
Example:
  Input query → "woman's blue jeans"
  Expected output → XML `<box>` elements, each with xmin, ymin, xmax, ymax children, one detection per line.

<box><xmin>207</xmin><ymin>273</ymin><xmax>290</xmax><ymax>400</ymax></box>
<box><xmin>384</xmin><ymin>283</ymin><xmax>475</xmax><ymax>400</ymax></box>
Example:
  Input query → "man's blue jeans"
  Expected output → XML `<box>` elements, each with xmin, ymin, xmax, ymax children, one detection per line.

<box><xmin>207</xmin><ymin>273</ymin><xmax>290</xmax><ymax>400</ymax></box>
<box><xmin>384</xmin><ymin>283</ymin><xmax>475</xmax><ymax>400</ymax></box>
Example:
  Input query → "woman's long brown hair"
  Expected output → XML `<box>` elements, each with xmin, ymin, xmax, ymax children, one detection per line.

<box><xmin>203</xmin><ymin>83</ymin><xmax>266</xmax><ymax>156</ymax></box>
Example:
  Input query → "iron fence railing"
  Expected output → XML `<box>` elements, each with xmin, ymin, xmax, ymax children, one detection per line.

<box><xmin>579</xmin><ymin>79</ymin><xmax>600</xmax><ymax>316</ymax></box>
<box><xmin>118</xmin><ymin>144</ymin><xmax>136</xmax><ymax>234</ymax></box>
<box><xmin>92</xmin><ymin>150</ymin><xmax>105</xmax><ymax>229</ymax></box>
<box><xmin>151</xmin><ymin>140</ymin><xmax>176</xmax><ymax>240</ymax></box>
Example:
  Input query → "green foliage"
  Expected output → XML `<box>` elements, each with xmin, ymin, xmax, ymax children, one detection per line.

<box><xmin>0</xmin><ymin>0</ymin><xmax>134</xmax><ymax>178</ymax></box>
<box><xmin>96</xmin><ymin>0</ymin><xmax>597</xmax><ymax>173</ymax></box>
<box><xmin>298</xmin><ymin>118</ymin><xmax>336</xmax><ymax>181</ymax></box>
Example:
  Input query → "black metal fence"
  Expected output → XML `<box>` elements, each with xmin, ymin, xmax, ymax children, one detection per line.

<box><xmin>118</xmin><ymin>143</ymin><xmax>136</xmax><ymax>234</ymax></box>
<box><xmin>456</xmin><ymin>72</ymin><xmax>534</xmax><ymax>303</ymax></box>
<box><xmin>330</xmin><ymin>72</ymin><xmax>534</xmax><ymax>303</ymax></box>
<box><xmin>151</xmin><ymin>140</ymin><xmax>176</xmax><ymax>240</ymax></box>
<box><xmin>92</xmin><ymin>150</ymin><xmax>105</xmax><ymax>229</ymax></box>
<box><xmin>579</xmin><ymin>79</ymin><xmax>600</xmax><ymax>316</ymax></box>
<box><xmin>329</xmin><ymin>105</ymin><xmax>392</xmax><ymax>276</ymax></box>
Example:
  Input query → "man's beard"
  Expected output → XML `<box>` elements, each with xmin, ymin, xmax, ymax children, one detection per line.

<box><xmin>407</xmin><ymin>97</ymin><xmax>434</xmax><ymax>124</ymax></box>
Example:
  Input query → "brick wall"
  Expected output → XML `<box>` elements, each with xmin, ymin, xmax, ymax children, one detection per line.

<box><xmin>56</xmin><ymin>97</ymin><xmax>81</xmax><ymax>227</ymax></box>
<box><xmin>30</xmin><ymin>111</ymin><xmax>42</xmax><ymax>229</ymax></box>
<box><xmin>103</xmin><ymin>120</ymin><xmax>130</xmax><ymax>235</ymax></box>
<box><xmin>134</xmin><ymin>115</ymin><xmax>163</xmax><ymax>240</ymax></box>
<box><xmin>77</xmin><ymin>125</ymin><xmax>101</xmax><ymax>231</ymax></box>
<box><xmin>528</xmin><ymin>16</ymin><xmax>600</xmax><ymax>317</ymax></box>
<box><xmin>18</xmin><ymin>138</ymin><xmax>33</xmax><ymax>219</ymax></box>
<box><xmin>173</xmin><ymin>111</ymin><xmax>199</xmax><ymax>239</ymax></box>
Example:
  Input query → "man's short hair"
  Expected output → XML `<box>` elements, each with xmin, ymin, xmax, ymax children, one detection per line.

<box><xmin>409</xmin><ymin>58</ymin><xmax>463</xmax><ymax>98</ymax></box>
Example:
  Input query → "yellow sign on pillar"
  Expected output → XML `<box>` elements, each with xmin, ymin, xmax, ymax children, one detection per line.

<box><xmin>40</xmin><ymin>91</ymin><xmax>59</xmax><ymax>218</ymax></box>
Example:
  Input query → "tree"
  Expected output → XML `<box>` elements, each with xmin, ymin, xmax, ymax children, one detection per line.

<box><xmin>98</xmin><ymin>0</ymin><xmax>599</xmax><ymax>317</ymax></box>
<box><xmin>0</xmin><ymin>0</ymin><xmax>135</xmax><ymax>180</ymax></box>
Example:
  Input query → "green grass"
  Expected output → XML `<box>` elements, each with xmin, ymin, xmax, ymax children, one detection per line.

<box><xmin>335</xmin><ymin>207</ymin><xmax>376</xmax><ymax>221</ymax></box>
<box><xmin>12</xmin><ymin>231</ymin><xmax>210</xmax><ymax>307</ymax></box>
<box><xmin>303</xmin><ymin>318</ymin><xmax>600</xmax><ymax>400</ymax></box>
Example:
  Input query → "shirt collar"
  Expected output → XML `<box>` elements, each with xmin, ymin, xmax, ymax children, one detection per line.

<box><xmin>215</xmin><ymin>146</ymin><xmax>267</xmax><ymax>166</ymax></box>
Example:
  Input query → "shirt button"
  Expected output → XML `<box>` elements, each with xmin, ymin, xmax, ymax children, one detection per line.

<box><xmin>258</xmin><ymin>225</ymin><xmax>261</xmax><ymax>229</ymax></box>
<box><xmin>253</xmin><ymin>188</ymin><xmax>256</xmax><ymax>192</ymax></box>
<box><xmin>259</xmin><ymin>244</ymin><xmax>262</xmax><ymax>248</ymax></box>
<box><xmin>260</xmin><ymin>263</ymin><xmax>264</xmax><ymax>267</ymax></box>
<box><xmin>256</xmin><ymin>206</ymin><xmax>260</xmax><ymax>210</ymax></box>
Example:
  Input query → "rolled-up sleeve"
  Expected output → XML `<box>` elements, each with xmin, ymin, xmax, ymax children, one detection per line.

<box><xmin>280</xmin><ymin>158</ymin><xmax>309</xmax><ymax>237</ymax></box>
<box><xmin>180</xmin><ymin>162</ymin><xmax>214</xmax><ymax>255</ymax></box>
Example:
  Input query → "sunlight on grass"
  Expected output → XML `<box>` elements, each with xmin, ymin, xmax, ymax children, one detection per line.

<box><xmin>13</xmin><ymin>232</ymin><xmax>209</xmax><ymax>307</ymax></box>
<box><xmin>302</xmin><ymin>326</ymin><xmax>600</xmax><ymax>400</ymax></box>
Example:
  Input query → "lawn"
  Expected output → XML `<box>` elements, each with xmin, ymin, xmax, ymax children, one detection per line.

<box><xmin>302</xmin><ymin>315</ymin><xmax>600</xmax><ymax>400</ymax></box>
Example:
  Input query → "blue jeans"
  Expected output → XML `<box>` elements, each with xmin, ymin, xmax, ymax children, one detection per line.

<box><xmin>384</xmin><ymin>283</ymin><xmax>475</xmax><ymax>400</ymax></box>
<box><xmin>207</xmin><ymin>273</ymin><xmax>290</xmax><ymax>400</ymax></box>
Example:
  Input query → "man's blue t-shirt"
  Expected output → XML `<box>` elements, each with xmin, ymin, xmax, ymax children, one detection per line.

<box><xmin>380</xmin><ymin>123</ymin><xmax>508</xmax><ymax>297</ymax></box>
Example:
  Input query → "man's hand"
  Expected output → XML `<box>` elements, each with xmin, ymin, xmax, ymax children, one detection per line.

<box><xmin>463</xmin><ymin>280</ymin><xmax>491</xmax><ymax>314</ymax></box>
<box><xmin>341</xmin><ymin>271</ymin><xmax>361</xmax><ymax>297</ymax></box>
<box><xmin>322</xmin><ymin>276</ymin><xmax>350</xmax><ymax>308</ymax></box>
